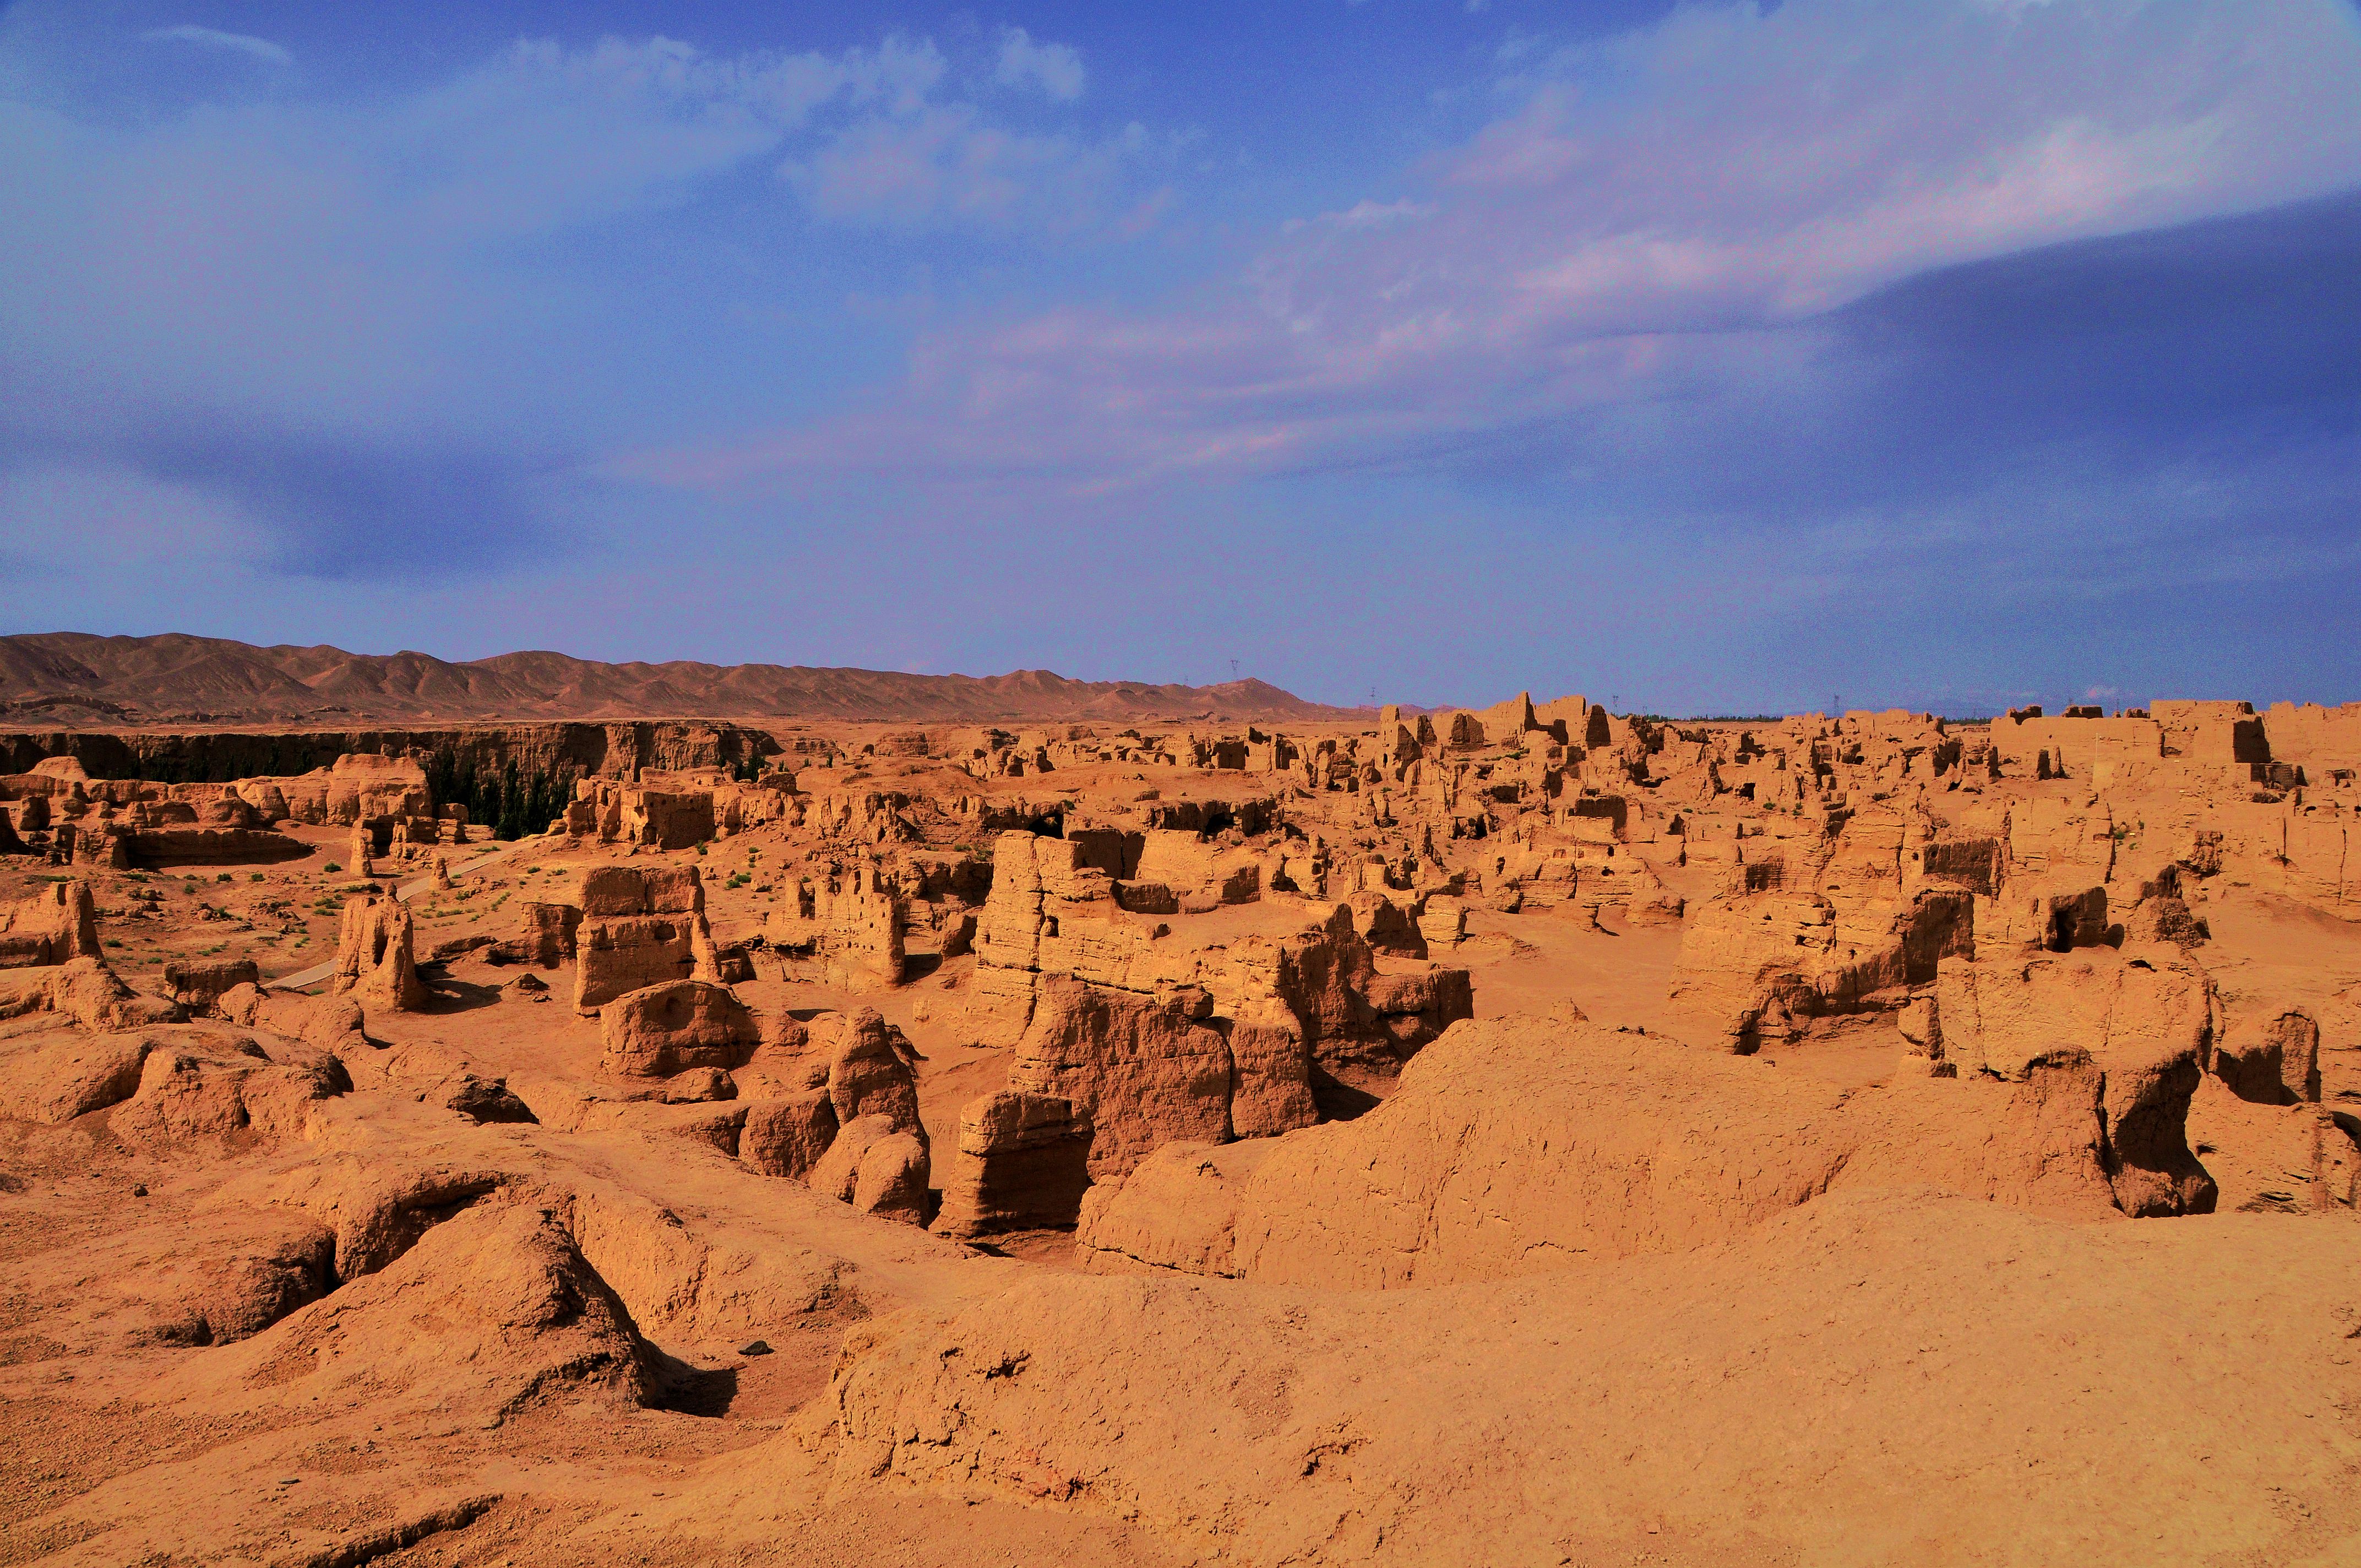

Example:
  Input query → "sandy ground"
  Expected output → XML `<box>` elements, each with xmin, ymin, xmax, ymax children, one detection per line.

<box><xmin>3</xmin><ymin>739</ymin><xmax>2359</xmax><ymax>1567</ymax></box>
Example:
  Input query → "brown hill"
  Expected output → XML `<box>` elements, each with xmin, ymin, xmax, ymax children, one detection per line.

<box><xmin>0</xmin><ymin>633</ymin><xmax>1358</xmax><ymax>728</ymax></box>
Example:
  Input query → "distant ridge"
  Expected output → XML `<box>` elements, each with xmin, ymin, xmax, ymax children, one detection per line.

<box><xmin>0</xmin><ymin>633</ymin><xmax>1360</xmax><ymax>728</ymax></box>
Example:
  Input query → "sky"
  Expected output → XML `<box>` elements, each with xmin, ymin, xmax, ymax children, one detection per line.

<box><xmin>2</xmin><ymin>0</ymin><xmax>2359</xmax><ymax>717</ymax></box>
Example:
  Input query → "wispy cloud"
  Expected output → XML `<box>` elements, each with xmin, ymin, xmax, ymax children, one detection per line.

<box><xmin>788</xmin><ymin>112</ymin><xmax>1152</xmax><ymax>229</ymax></box>
<box><xmin>636</xmin><ymin>0</ymin><xmax>2361</xmax><ymax>496</ymax></box>
<box><xmin>995</xmin><ymin>27</ymin><xmax>1085</xmax><ymax>102</ymax></box>
<box><xmin>140</xmin><ymin>24</ymin><xmax>291</xmax><ymax>66</ymax></box>
<box><xmin>7</xmin><ymin>0</ymin><xmax>2361</xmax><ymax>710</ymax></box>
<box><xmin>0</xmin><ymin>19</ymin><xmax>1162</xmax><ymax>584</ymax></box>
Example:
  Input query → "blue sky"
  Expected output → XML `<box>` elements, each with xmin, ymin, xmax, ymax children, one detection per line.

<box><xmin>2</xmin><ymin>0</ymin><xmax>2358</xmax><ymax>715</ymax></box>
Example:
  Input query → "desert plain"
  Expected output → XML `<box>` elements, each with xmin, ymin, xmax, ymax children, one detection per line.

<box><xmin>0</xmin><ymin>633</ymin><xmax>2357</xmax><ymax>1568</ymax></box>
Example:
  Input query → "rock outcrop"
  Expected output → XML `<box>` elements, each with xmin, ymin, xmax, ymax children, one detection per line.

<box><xmin>1669</xmin><ymin>885</ymin><xmax>1974</xmax><ymax>1050</ymax></box>
<box><xmin>492</xmin><ymin>900</ymin><xmax>583</xmax><ymax>966</ymax></box>
<box><xmin>932</xmin><ymin>1091</ymin><xmax>1095</xmax><ymax>1239</ymax></box>
<box><xmin>2211</xmin><ymin>1005</ymin><xmax>2321</xmax><ymax>1105</ymax></box>
<box><xmin>734</xmin><ymin>1009</ymin><xmax>931</xmax><ymax>1225</ymax></box>
<box><xmin>1008</xmin><ymin>976</ymin><xmax>1234</xmax><ymax>1182</ymax></box>
<box><xmin>108</xmin><ymin>1027</ymin><xmax>347</xmax><ymax>1148</ymax></box>
<box><xmin>1074</xmin><ymin>1016</ymin><xmax>2201</xmax><ymax>1287</ymax></box>
<box><xmin>162</xmin><ymin>957</ymin><xmax>263</xmax><ymax>1019</ymax></box>
<box><xmin>598</xmin><ymin>979</ymin><xmax>759</xmax><ymax>1078</ymax></box>
<box><xmin>330</xmin><ymin>895</ymin><xmax>427</xmax><ymax>1012</ymax></box>
<box><xmin>0</xmin><ymin>879</ymin><xmax>101</xmax><ymax>967</ymax></box>
<box><xmin>0</xmin><ymin>956</ymin><xmax>181</xmax><ymax>1032</ymax></box>
<box><xmin>1922</xmin><ymin>950</ymin><xmax>2217</xmax><ymax>1215</ymax></box>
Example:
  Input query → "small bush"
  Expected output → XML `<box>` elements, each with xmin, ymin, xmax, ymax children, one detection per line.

<box><xmin>251</xmin><ymin>873</ymin><xmax>266</xmax><ymax>883</ymax></box>
<box><xmin>216</xmin><ymin>872</ymin><xmax>234</xmax><ymax>883</ymax></box>
<box><xmin>324</xmin><ymin>862</ymin><xmax>342</xmax><ymax>874</ymax></box>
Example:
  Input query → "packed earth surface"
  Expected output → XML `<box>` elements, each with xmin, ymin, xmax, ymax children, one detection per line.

<box><xmin>2</xmin><ymin>665</ymin><xmax>2358</xmax><ymax>1567</ymax></box>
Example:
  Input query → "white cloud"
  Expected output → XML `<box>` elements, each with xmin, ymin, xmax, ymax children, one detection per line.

<box><xmin>640</xmin><ymin>0</ymin><xmax>2361</xmax><ymax>496</ymax></box>
<box><xmin>994</xmin><ymin>28</ymin><xmax>1085</xmax><ymax>102</ymax></box>
<box><xmin>1286</xmin><ymin>198</ymin><xmax>1437</xmax><ymax>233</ymax></box>
<box><xmin>0</xmin><ymin>24</ymin><xmax>1144</xmax><ymax>434</ymax></box>
<box><xmin>140</xmin><ymin>25</ymin><xmax>291</xmax><ymax>66</ymax></box>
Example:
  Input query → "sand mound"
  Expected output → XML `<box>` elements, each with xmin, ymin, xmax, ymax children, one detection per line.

<box><xmin>814</xmin><ymin>1189</ymin><xmax>2361</xmax><ymax>1567</ymax></box>
<box><xmin>1074</xmin><ymin>1015</ymin><xmax>2185</xmax><ymax>1287</ymax></box>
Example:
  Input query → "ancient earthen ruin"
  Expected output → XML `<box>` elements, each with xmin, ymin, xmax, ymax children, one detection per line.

<box><xmin>2</xmin><ymin>660</ymin><xmax>2358</xmax><ymax>1565</ymax></box>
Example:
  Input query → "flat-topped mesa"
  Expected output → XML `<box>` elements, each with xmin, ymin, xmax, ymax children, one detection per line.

<box><xmin>571</xmin><ymin>864</ymin><xmax>719</xmax><ymax>1014</ymax></box>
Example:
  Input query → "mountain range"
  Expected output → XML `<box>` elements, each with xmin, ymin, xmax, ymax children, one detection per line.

<box><xmin>0</xmin><ymin>633</ymin><xmax>1359</xmax><ymax>728</ymax></box>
